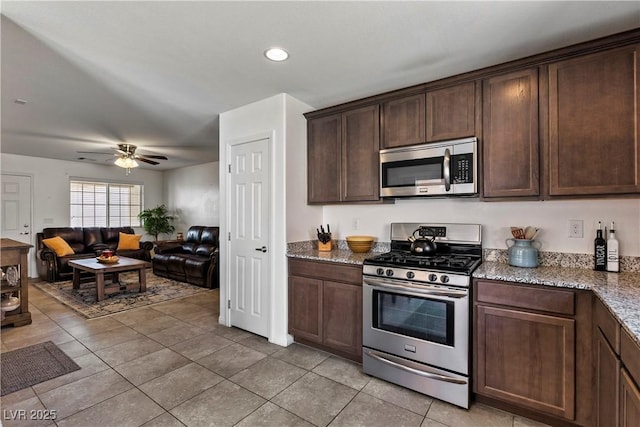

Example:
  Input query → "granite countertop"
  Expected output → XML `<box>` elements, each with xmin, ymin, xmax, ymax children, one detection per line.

<box><xmin>474</xmin><ymin>262</ymin><xmax>640</xmax><ymax>346</ymax></box>
<box><xmin>286</xmin><ymin>248</ymin><xmax>373</xmax><ymax>265</ymax></box>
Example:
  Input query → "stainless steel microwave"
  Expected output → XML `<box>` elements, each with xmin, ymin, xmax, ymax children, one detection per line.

<box><xmin>380</xmin><ymin>137</ymin><xmax>477</xmax><ymax>198</ymax></box>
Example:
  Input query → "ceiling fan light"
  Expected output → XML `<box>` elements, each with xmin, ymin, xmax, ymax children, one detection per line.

<box><xmin>114</xmin><ymin>157</ymin><xmax>139</xmax><ymax>168</ymax></box>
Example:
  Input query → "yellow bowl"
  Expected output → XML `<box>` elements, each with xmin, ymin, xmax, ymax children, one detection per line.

<box><xmin>346</xmin><ymin>236</ymin><xmax>375</xmax><ymax>253</ymax></box>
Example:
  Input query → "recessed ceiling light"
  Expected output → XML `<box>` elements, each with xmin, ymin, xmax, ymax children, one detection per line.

<box><xmin>264</xmin><ymin>47</ymin><xmax>289</xmax><ymax>62</ymax></box>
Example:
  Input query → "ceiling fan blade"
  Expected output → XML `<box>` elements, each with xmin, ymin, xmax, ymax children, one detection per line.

<box><xmin>77</xmin><ymin>150</ymin><xmax>113</xmax><ymax>154</ymax></box>
<box><xmin>140</xmin><ymin>155</ymin><xmax>168</xmax><ymax>160</ymax></box>
<box><xmin>137</xmin><ymin>157</ymin><xmax>160</xmax><ymax>166</ymax></box>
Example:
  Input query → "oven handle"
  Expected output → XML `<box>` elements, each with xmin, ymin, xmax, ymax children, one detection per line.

<box><xmin>366</xmin><ymin>350</ymin><xmax>467</xmax><ymax>385</ymax></box>
<box><xmin>363</xmin><ymin>277</ymin><xmax>467</xmax><ymax>299</ymax></box>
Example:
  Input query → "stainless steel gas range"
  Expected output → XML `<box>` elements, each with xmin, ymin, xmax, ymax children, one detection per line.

<box><xmin>362</xmin><ymin>222</ymin><xmax>482</xmax><ymax>409</ymax></box>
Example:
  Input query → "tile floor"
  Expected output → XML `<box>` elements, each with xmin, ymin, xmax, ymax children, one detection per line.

<box><xmin>0</xmin><ymin>283</ymin><xmax>550</xmax><ymax>427</ymax></box>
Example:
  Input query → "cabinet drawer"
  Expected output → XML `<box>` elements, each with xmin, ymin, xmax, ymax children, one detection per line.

<box><xmin>595</xmin><ymin>298</ymin><xmax>621</xmax><ymax>354</ymax></box>
<box><xmin>621</xmin><ymin>329</ymin><xmax>640</xmax><ymax>387</ymax></box>
<box><xmin>475</xmin><ymin>280</ymin><xmax>574</xmax><ymax>315</ymax></box>
<box><xmin>288</xmin><ymin>258</ymin><xmax>362</xmax><ymax>285</ymax></box>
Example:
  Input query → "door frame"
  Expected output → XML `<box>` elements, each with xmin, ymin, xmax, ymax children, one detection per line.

<box><xmin>223</xmin><ymin>131</ymin><xmax>274</xmax><ymax>336</ymax></box>
<box><xmin>1</xmin><ymin>173</ymin><xmax>35</xmax><ymax>276</ymax></box>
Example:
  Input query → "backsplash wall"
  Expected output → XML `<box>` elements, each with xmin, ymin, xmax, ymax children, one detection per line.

<box><xmin>322</xmin><ymin>198</ymin><xmax>640</xmax><ymax>257</ymax></box>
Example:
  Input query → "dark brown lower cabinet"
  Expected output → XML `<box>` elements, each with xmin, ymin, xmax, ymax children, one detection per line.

<box><xmin>474</xmin><ymin>279</ymin><xmax>594</xmax><ymax>426</ymax></box>
<box><xmin>288</xmin><ymin>258</ymin><xmax>362</xmax><ymax>362</ymax></box>
<box><xmin>475</xmin><ymin>305</ymin><xmax>575</xmax><ymax>419</ymax></box>
<box><xmin>596</xmin><ymin>329</ymin><xmax>620</xmax><ymax>427</ymax></box>
<box><xmin>620</xmin><ymin>368</ymin><xmax>640</xmax><ymax>427</ymax></box>
<box><xmin>595</xmin><ymin>297</ymin><xmax>640</xmax><ymax>427</ymax></box>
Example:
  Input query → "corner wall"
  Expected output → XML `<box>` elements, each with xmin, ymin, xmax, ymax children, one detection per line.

<box><xmin>163</xmin><ymin>161</ymin><xmax>220</xmax><ymax>233</ymax></box>
<box><xmin>219</xmin><ymin>93</ymin><xmax>321</xmax><ymax>347</ymax></box>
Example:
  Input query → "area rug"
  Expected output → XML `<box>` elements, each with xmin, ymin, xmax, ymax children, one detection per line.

<box><xmin>33</xmin><ymin>271</ymin><xmax>214</xmax><ymax>319</ymax></box>
<box><xmin>1</xmin><ymin>341</ymin><xmax>81</xmax><ymax>396</ymax></box>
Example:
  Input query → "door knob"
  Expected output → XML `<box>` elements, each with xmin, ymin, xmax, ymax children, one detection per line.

<box><xmin>255</xmin><ymin>246</ymin><xmax>268</xmax><ymax>253</ymax></box>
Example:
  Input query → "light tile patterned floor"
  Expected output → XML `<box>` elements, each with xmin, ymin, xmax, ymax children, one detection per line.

<box><xmin>0</xmin><ymin>283</ymin><xmax>550</xmax><ymax>427</ymax></box>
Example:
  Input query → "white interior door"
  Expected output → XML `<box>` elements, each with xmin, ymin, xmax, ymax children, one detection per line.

<box><xmin>1</xmin><ymin>175</ymin><xmax>32</xmax><ymax>244</ymax></box>
<box><xmin>1</xmin><ymin>174</ymin><xmax>34</xmax><ymax>276</ymax></box>
<box><xmin>228</xmin><ymin>137</ymin><xmax>270</xmax><ymax>337</ymax></box>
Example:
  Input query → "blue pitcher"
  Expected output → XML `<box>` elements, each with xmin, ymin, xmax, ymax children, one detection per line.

<box><xmin>506</xmin><ymin>238</ymin><xmax>541</xmax><ymax>268</ymax></box>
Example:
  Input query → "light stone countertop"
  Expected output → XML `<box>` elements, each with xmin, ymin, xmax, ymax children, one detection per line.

<box><xmin>474</xmin><ymin>262</ymin><xmax>640</xmax><ymax>346</ymax></box>
<box><xmin>286</xmin><ymin>248</ymin><xmax>374</xmax><ymax>265</ymax></box>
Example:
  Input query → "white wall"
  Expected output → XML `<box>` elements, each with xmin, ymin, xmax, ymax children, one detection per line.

<box><xmin>219</xmin><ymin>93</ymin><xmax>321</xmax><ymax>347</ymax></box>
<box><xmin>1</xmin><ymin>153</ymin><xmax>164</xmax><ymax>276</ymax></box>
<box><xmin>323</xmin><ymin>197</ymin><xmax>640</xmax><ymax>256</ymax></box>
<box><xmin>163</xmin><ymin>161</ymin><xmax>220</xmax><ymax>234</ymax></box>
<box><xmin>285</xmin><ymin>95</ymin><xmax>322</xmax><ymax>242</ymax></box>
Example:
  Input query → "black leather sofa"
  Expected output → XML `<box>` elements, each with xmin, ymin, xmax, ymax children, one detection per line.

<box><xmin>36</xmin><ymin>227</ymin><xmax>153</xmax><ymax>282</ymax></box>
<box><xmin>152</xmin><ymin>226</ymin><xmax>219</xmax><ymax>289</ymax></box>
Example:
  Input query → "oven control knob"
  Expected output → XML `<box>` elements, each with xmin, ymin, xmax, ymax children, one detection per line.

<box><xmin>440</xmin><ymin>275</ymin><xmax>450</xmax><ymax>283</ymax></box>
<box><xmin>386</xmin><ymin>269</ymin><xmax>394</xmax><ymax>277</ymax></box>
<box><xmin>376</xmin><ymin>268</ymin><xmax>385</xmax><ymax>276</ymax></box>
<box><xmin>406</xmin><ymin>271</ymin><xmax>415</xmax><ymax>279</ymax></box>
<box><xmin>428</xmin><ymin>273</ymin><xmax>438</xmax><ymax>282</ymax></box>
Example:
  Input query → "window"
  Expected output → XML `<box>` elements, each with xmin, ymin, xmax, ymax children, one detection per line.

<box><xmin>70</xmin><ymin>180</ymin><xmax>143</xmax><ymax>227</ymax></box>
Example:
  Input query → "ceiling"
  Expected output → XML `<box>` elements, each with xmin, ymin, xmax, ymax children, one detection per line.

<box><xmin>2</xmin><ymin>1</ymin><xmax>639</xmax><ymax>171</ymax></box>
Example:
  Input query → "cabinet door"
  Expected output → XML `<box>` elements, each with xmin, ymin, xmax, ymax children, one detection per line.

<box><xmin>341</xmin><ymin>105</ymin><xmax>380</xmax><ymax>201</ymax></box>
<box><xmin>475</xmin><ymin>305</ymin><xmax>576</xmax><ymax>419</ymax></box>
<box><xmin>548</xmin><ymin>45</ymin><xmax>640</xmax><ymax>196</ymax></box>
<box><xmin>381</xmin><ymin>93</ymin><xmax>426</xmax><ymax>149</ymax></box>
<box><xmin>620</xmin><ymin>368</ymin><xmax>640</xmax><ymax>427</ymax></box>
<box><xmin>596</xmin><ymin>330</ymin><xmax>620</xmax><ymax>427</ymax></box>
<box><xmin>426</xmin><ymin>82</ymin><xmax>477</xmax><ymax>142</ymax></box>
<box><xmin>307</xmin><ymin>114</ymin><xmax>342</xmax><ymax>203</ymax></box>
<box><xmin>322</xmin><ymin>280</ymin><xmax>362</xmax><ymax>358</ymax></box>
<box><xmin>288</xmin><ymin>275</ymin><xmax>323</xmax><ymax>343</ymax></box>
<box><xmin>483</xmin><ymin>69</ymin><xmax>540</xmax><ymax>198</ymax></box>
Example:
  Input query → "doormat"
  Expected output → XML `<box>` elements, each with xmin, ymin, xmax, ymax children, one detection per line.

<box><xmin>33</xmin><ymin>271</ymin><xmax>215</xmax><ymax>319</ymax></box>
<box><xmin>1</xmin><ymin>341</ymin><xmax>81</xmax><ymax>396</ymax></box>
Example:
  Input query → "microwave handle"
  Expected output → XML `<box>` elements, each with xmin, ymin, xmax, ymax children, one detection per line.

<box><xmin>444</xmin><ymin>148</ymin><xmax>451</xmax><ymax>191</ymax></box>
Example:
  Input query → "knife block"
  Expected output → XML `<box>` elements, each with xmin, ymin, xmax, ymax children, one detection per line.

<box><xmin>317</xmin><ymin>240</ymin><xmax>333</xmax><ymax>252</ymax></box>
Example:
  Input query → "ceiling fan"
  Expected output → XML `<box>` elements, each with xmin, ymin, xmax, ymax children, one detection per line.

<box><xmin>112</xmin><ymin>144</ymin><xmax>168</xmax><ymax>166</ymax></box>
<box><xmin>78</xmin><ymin>143</ymin><xmax>168</xmax><ymax>174</ymax></box>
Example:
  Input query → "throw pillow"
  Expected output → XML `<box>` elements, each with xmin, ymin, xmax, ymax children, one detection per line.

<box><xmin>42</xmin><ymin>236</ymin><xmax>75</xmax><ymax>256</ymax></box>
<box><xmin>117</xmin><ymin>232</ymin><xmax>141</xmax><ymax>250</ymax></box>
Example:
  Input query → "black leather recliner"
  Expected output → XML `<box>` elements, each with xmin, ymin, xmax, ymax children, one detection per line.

<box><xmin>152</xmin><ymin>226</ymin><xmax>219</xmax><ymax>289</ymax></box>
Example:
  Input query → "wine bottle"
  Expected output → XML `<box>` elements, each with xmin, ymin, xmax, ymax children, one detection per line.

<box><xmin>594</xmin><ymin>221</ymin><xmax>607</xmax><ymax>271</ymax></box>
<box><xmin>606</xmin><ymin>221</ymin><xmax>619</xmax><ymax>273</ymax></box>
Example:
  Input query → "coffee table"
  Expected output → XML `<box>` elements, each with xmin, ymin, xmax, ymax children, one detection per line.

<box><xmin>68</xmin><ymin>257</ymin><xmax>151</xmax><ymax>302</ymax></box>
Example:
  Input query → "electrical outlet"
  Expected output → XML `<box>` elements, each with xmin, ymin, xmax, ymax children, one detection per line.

<box><xmin>568</xmin><ymin>219</ymin><xmax>583</xmax><ymax>238</ymax></box>
<box><xmin>352</xmin><ymin>218</ymin><xmax>360</xmax><ymax>230</ymax></box>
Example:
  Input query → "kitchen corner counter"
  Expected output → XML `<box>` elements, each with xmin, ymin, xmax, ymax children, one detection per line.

<box><xmin>474</xmin><ymin>261</ymin><xmax>640</xmax><ymax>346</ymax></box>
<box><xmin>286</xmin><ymin>248</ymin><xmax>372</xmax><ymax>265</ymax></box>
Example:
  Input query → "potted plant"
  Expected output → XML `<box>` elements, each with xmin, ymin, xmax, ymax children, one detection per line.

<box><xmin>137</xmin><ymin>204</ymin><xmax>175</xmax><ymax>242</ymax></box>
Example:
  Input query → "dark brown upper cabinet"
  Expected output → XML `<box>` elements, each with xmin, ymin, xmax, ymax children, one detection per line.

<box><xmin>381</xmin><ymin>93</ymin><xmax>426</xmax><ymax>149</ymax></box>
<box><xmin>307</xmin><ymin>105</ymin><xmax>380</xmax><ymax>204</ymax></box>
<box><xmin>426</xmin><ymin>81</ymin><xmax>478</xmax><ymax>142</ymax></box>
<box><xmin>546</xmin><ymin>44</ymin><xmax>640</xmax><ymax>197</ymax></box>
<box><xmin>482</xmin><ymin>68</ymin><xmax>540</xmax><ymax>199</ymax></box>
<box><xmin>307</xmin><ymin>114</ymin><xmax>342</xmax><ymax>203</ymax></box>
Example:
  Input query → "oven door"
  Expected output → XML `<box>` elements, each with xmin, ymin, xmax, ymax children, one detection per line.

<box><xmin>362</xmin><ymin>276</ymin><xmax>469</xmax><ymax>375</ymax></box>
